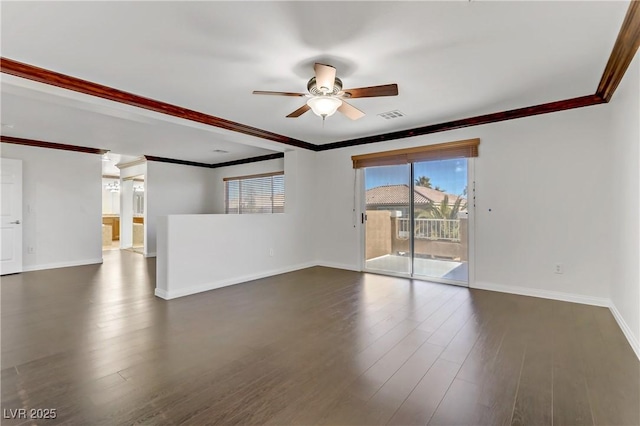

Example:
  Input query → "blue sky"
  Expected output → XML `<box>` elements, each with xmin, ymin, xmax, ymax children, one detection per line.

<box><xmin>364</xmin><ymin>159</ymin><xmax>467</xmax><ymax>195</ymax></box>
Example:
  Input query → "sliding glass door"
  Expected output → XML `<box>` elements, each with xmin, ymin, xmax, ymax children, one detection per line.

<box><xmin>363</xmin><ymin>159</ymin><xmax>469</xmax><ymax>285</ymax></box>
<box><xmin>412</xmin><ymin>159</ymin><xmax>468</xmax><ymax>284</ymax></box>
<box><xmin>363</xmin><ymin>164</ymin><xmax>411</xmax><ymax>275</ymax></box>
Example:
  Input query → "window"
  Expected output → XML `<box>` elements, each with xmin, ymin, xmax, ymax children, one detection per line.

<box><xmin>224</xmin><ymin>172</ymin><xmax>284</xmax><ymax>214</ymax></box>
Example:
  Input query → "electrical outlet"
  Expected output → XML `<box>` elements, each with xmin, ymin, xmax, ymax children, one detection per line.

<box><xmin>27</xmin><ymin>246</ymin><xmax>36</xmax><ymax>254</ymax></box>
<box><xmin>269</xmin><ymin>248</ymin><xmax>274</xmax><ymax>257</ymax></box>
<box><xmin>555</xmin><ymin>263</ymin><xmax>563</xmax><ymax>274</ymax></box>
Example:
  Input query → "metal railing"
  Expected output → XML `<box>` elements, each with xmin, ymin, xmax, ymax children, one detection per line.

<box><xmin>397</xmin><ymin>218</ymin><xmax>461</xmax><ymax>242</ymax></box>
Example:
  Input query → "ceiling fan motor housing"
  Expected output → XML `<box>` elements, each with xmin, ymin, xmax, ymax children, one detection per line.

<box><xmin>307</xmin><ymin>77</ymin><xmax>343</xmax><ymax>96</ymax></box>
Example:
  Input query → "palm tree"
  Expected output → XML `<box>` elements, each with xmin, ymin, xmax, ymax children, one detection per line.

<box><xmin>414</xmin><ymin>176</ymin><xmax>432</xmax><ymax>188</ymax></box>
<box><xmin>418</xmin><ymin>195</ymin><xmax>464</xmax><ymax>220</ymax></box>
<box><xmin>416</xmin><ymin>195</ymin><xmax>466</xmax><ymax>240</ymax></box>
<box><xmin>434</xmin><ymin>185</ymin><xmax>445</xmax><ymax>192</ymax></box>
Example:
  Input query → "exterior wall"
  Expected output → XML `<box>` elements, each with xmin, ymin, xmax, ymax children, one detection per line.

<box><xmin>365</xmin><ymin>210</ymin><xmax>391</xmax><ymax>259</ymax></box>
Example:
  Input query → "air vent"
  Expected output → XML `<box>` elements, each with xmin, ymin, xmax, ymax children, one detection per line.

<box><xmin>378</xmin><ymin>110</ymin><xmax>405</xmax><ymax>120</ymax></box>
<box><xmin>212</xmin><ymin>149</ymin><xmax>229</xmax><ymax>154</ymax></box>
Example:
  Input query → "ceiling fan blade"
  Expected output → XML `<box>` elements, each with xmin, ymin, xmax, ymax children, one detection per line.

<box><xmin>253</xmin><ymin>90</ymin><xmax>306</xmax><ymax>97</ymax></box>
<box><xmin>342</xmin><ymin>84</ymin><xmax>398</xmax><ymax>98</ymax></box>
<box><xmin>314</xmin><ymin>63</ymin><xmax>336</xmax><ymax>94</ymax></box>
<box><xmin>286</xmin><ymin>104</ymin><xmax>311</xmax><ymax>118</ymax></box>
<box><xmin>338</xmin><ymin>101</ymin><xmax>365</xmax><ymax>121</ymax></box>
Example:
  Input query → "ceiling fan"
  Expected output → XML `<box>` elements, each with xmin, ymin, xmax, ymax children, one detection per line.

<box><xmin>253</xmin><ymin>63</ymin><xmax>398</xmax><ymax>121</ymax></box>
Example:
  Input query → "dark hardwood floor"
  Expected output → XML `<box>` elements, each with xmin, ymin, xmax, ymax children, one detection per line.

<box><xmin>1</xmin><ymin>250</ymin><xmax>638</xmax><ymax>425</ymax></box>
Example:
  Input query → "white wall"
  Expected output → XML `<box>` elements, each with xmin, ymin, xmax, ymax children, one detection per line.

<box><xmin>314</xmin><ymin>103</ymin><xmax>613</xmax><ymax>305</ymax></box>
<box><xmin>210</xmin><ymin>157</ymin><xmax>285</xmax><ymax>214</ymax></box>
<box><xmin>156</xmin><ymin>214</ymin><xmax>311</xmax><ymax>298</ymax></box>
<box><xmin>156</xmin><ymin>150</ymin><xmax>316</xmax><ymax>299</ymax></box>
<box><xmin>609</xmin><ymin>52</ymin><xmax>640</xmax><ymax>356</ymax></box>
<box><xmin>145</xmin><ymin>161</ymin><xmax>216</xmax><ymax>256</ymax></box>
<box><xmin>0</xmin><ymin>143</ymin><xmax>102</xmax><ymax>270</ymax></box>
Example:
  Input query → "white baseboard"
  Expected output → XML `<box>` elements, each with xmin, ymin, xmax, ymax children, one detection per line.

<box><xmin>315</xmin><ymin>261</ymin><xmax>361</xmax><ymax>272</ymax></box>
<box><xmin>471</xmin><ymin>281</ymin><xmax>610</xmax><ymax>307</ymax></box>
<box><xmin>156</xmin><ymin>261</ymin><xmax>316</xmax><ymax>300</ymax></box>
<box><xmin>22</xmin><ymin>258</ymin><xmax>103</xmax><ymax>272</ymax></box>
<box><xmin>609</xmin><ymin>302</ymin><xmax>640</xmax><ymax>361</ymax></box>
<box><xmin>144</xmin><ymin>252</ymin><xmax>156</xmax><ymax>258</ymax></box>
<box><xmin>470</xmin><ymin>281</ymin><xmax>640</xmax><ymax>360</ymax></box>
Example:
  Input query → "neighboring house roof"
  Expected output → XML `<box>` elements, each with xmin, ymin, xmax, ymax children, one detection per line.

<box><xmin>366</xmin><ymin>184</ymin><xmax>464</xmax><ymax>207</ymax></box>
<box><xmin>414</xmin><ymin>186</ymin><xmax>464</xmax><ymax>205</ymax></box>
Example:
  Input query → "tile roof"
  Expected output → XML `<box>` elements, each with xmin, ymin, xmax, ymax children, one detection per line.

<box><xmin>366</xmin><ymin>184</ymin><xmax>464</xmax><ymax>206</ymax></box>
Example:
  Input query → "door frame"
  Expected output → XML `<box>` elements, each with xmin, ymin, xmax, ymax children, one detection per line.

<box><xmin>359</xmin><ymin>159</ymin><xmax>475</xmax><ymax>288</ymax></box>
<box><xmin>1</xmin><ymin>158</ymin><xmax>23</xmax><ymax>275</ymax></box>
<box><xmin>120</xmin><ymin>175</ymin><xmax>146</xmax><ymax>254</ymax></box>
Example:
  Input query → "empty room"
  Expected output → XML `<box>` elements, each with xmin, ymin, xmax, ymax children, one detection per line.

<box><xmin>1</xmin><ymin>1</ymin><xmax>639</xmax><ymax>425</ymax></box>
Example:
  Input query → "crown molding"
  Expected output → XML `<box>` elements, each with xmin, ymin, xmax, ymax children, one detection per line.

<box><xmin>143</xmin><ymin>155</ymin><xmax>211</xmax><ymax>169</ymax></box>
<box><xmin>597</xmin><ymin>0</ymin><xmax>640</xmax><ymax>102</ymax></box>
<box><xmin>144</xmin><ymin>152</ymin><xmax>285</xmax><ymax>169</ymax></box>
<box><xmin>209</xmin><ymin>152</ymin><xmax>284</xmax><ymax>169</ymax></box>
<box><xmin>318</xmin><ymin>95</ymin><xmax>605</xmax><ymax>151</ymax></box>
<box><xmin>0</xmin><ymin>135</ymin><xmax>107</xmax><ymax>155</ymax></box>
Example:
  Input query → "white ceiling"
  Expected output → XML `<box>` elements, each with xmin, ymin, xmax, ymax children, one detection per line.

<box><xmin>0</xmin><ymin>1</ymin><xmax>629</xmax><ymax>158</ymax></box>
<box><xmin>1</xmin><ymin>75</ymin><xmax>283</xmax><ymax>162</ymax></box>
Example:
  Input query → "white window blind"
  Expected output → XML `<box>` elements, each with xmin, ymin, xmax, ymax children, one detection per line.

<box><xmin>224</xmin><ymin>172</ymin><xmax>284</xmax><ymax>214</ymax></box>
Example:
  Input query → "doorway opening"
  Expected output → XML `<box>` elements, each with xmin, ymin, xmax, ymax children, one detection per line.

<box><xmin>102</xmin><ymin>173</ymin><xmax>121</xmax><ymax>251</ymax></box>
<box><xmin>101</xmin><ymin>153</ymin><xmax>145</xmax><ymax>254</ymax></box>
<box><xmin>363</xmin><ymin>158</ymin><xmax>472</xmax><ymax>286</ymax></box>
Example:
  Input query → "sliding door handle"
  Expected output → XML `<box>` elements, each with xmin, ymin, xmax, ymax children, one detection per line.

<box><xmin>9</xmin><ymin>220</ymin><xmax>20</xmax><ymax>224</ymax></box>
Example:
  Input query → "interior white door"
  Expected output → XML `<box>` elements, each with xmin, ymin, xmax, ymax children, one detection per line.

<box><xmin>0</xmin><ymin>158</ymin><xmax>23</xmax><ymax>275</ymax></box>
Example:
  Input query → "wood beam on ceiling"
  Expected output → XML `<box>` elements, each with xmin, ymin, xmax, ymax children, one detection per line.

<box><xmin>0</xmin><ymin>57</ymin><xmax>315</xmax><ymax>151</ymax></box>
<box><xmin>597</xmin><ymin>0</ymin><xmax>640</xmax><ymax>102</ymax></box>
<box><xmin>0</xmin><ymin>135</ymin><xmax>108</xmax><ymax>155</ymax></box>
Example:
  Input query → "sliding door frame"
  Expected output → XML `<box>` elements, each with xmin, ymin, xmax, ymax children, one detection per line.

<box><xmin>360</xmin><ymin>159</ymin><xmax>475</xmax><ymax>288</ymax></box>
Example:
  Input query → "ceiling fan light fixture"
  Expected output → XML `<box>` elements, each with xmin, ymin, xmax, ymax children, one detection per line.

<box><xmin>306</xmin><ymin>96</ymin><xmax>342</xmax><ymax>118</ymax></box>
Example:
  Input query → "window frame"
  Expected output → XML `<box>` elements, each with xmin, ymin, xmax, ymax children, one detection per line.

<box><xmin>223</xmin><ymin>171</ymin><xmax>284</xmax><ymax>214</ymax></box>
